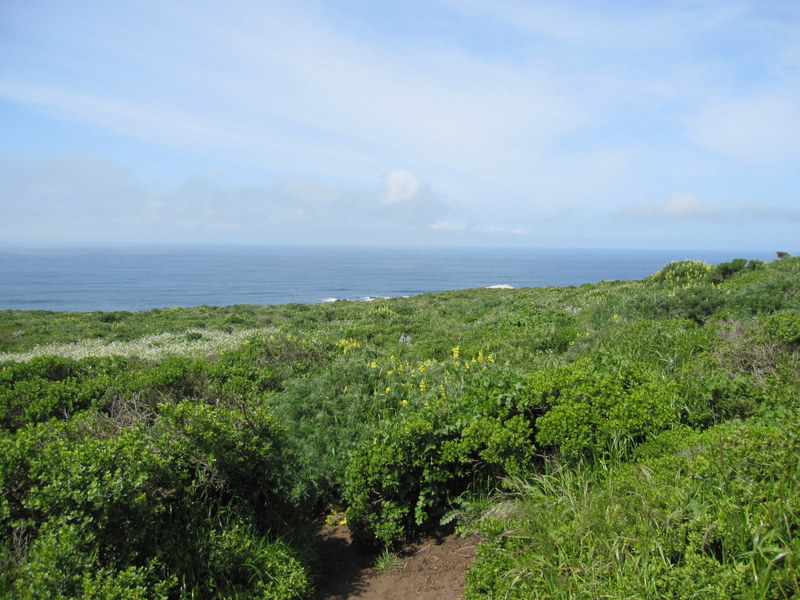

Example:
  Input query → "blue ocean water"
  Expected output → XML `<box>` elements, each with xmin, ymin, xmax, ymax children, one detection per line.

<box><xmin>0</xmin><ymin>246</ymin><xmax>779</xmax><ymax>312</ymax></box>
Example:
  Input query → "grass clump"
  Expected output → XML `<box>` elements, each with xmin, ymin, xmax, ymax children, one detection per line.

<box><xmin>465</xmin><ymin>413</ymin><xmax>800</xmax><ymax>599</ymax></box>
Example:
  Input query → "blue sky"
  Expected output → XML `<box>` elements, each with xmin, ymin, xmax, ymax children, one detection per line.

<box><xmin>1</xmin><ymin>0</ymin><xmax>799</xmax><ymax>250</ymax></box>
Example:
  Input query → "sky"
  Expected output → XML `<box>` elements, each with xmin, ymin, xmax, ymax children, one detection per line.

<box><xmin>1</xmin><ymin>0</ymin><xmax>799</xmax><ymax>250</ymax></box>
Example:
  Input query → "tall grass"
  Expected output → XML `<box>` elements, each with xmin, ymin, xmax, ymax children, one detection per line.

<box><xmin>465</xmin><ymin>414</ymin><xmax>800</xmax><ymax>599</ymax></box>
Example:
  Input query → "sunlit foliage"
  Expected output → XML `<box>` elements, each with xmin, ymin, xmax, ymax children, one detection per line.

<box><xmin>1</xmin><ymin>255</ymin><xmax>798</xmax><ymax>598</ymax></box>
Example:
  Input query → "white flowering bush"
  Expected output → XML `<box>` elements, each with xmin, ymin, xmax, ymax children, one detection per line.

<box><xmin>0</xmin><ymin>327</ymin><xmax>276</xmax><ymax>363</ymax></box>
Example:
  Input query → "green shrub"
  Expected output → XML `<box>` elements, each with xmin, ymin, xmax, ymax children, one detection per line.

<box><xmin>648</xmin><ymin>260</ymin><xmax>713</xmax><ymax>285</ymax></box>
<box><xmin>674</xmin><ymin>284</ymin><xmax>726</xmax><ymax>323</ymax></box>
<box><xmin>185</xmin><ymin>515</ymin><xmax>312</xmax><ymax>600</ymax></box>
<box><xmin>497</xmin><ymin>308</ymin><xmax>578</xmax><ymax>353</ymax></box>
<box><xmin>4</xmin><ymin>355</ymin><xmax>78</xmax><ymax>381</ymax></box>
<box><xmin>0</xmin><ymin>398</ymin><xmax>313</xmax><ymax>599</ymax></box>
<box><xmin>677</xmin><ymin>368</ymin><xmax>767</xmax><ymax>427</ymax></box>
<box><xmin>762</xmin><ymin>311</ymin><xmax>800</xmax><ymax>347</ymax></box>
<box><xmin>728</xmin><ymin>275</ymin><xmax>800</xmax><ymax>314</ymax></box>
<box><xmin>710</xmin><ymin>258</ymin><xmax>765</xmax><ymax>283</ymax></box>
<box><xmin>343</xmin><ymin>359</ymin><xmax>534</xmax><ymax>547</ymax></box>
<box><xmin>533</xmin><ymin>356</ymin><xmax>679</xmax><ymax>459</ymax></box>
<box><xmin>267</xmin><ymin>358</ymin><xmax>386</xmax><ymax>505</ymax></box>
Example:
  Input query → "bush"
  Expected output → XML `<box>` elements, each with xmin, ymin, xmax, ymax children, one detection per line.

<box><xmin>10</xmin><ymin>520</ymin><xmax>173</xmax><ymax>600</ymax></box>
<box><xmin>343</xmin><ymin>359</ymin><xmax>534</xmax><ymax>547</ymax></box>
<box><xmin>648</xmin><ymin>260</ymin><xmax>713</xmax><ymax>285</ymax></box>
<box><xmin>674</xmin><ymin>285</ymin><xmax>726</xmax><ymax>323</ymax></box>
<box><xmin>0</xmin><ymin>398</ymin><xmax>313</xmax><ymax>599</ymax></box>
<box><xmin>710</xmin><ymin>258</ymin><xmax>764</xmax><ymax>283</ymax></box>
<box><xmin>762</xmin><ymin>311</ymin><xmax>800</xmax><ymax>347</ymax></box>
<box><xmin>497</xmin><ymin>308</ymin><xmax>578</xmax><ymax>353</ymax></box>
<box><xmin>533</xmin><ymin>356</ymin><xmax>679</xmax><ymax>459</ymax></box>
<box><xmin>728</xmin><ymin>276</ymin><xmax>800</xmax><ymax>315</ymax></box>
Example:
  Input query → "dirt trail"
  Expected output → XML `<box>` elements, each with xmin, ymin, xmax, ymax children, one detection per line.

<box><xmin>315</xmin><ymin>525</ymin><xmax>479</xmax><ymax>600</ymax></box>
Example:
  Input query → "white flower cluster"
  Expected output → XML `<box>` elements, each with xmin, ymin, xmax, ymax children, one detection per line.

<box><xmin>0</xmin><ymin>327</ymin><xmax>276</xmax><ymax>363</ymax></box>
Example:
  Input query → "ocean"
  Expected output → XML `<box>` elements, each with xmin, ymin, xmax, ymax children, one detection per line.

<box><xmin>0</xmin><ymin>246</ymin><xmax>778</xmax><ymax>312</ymax></box>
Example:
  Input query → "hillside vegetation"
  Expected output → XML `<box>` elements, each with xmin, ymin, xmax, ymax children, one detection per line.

<box><xmin>1</xmin><ymin>255</ymin><xmax>798</xmax><ymax>599</ymax></box>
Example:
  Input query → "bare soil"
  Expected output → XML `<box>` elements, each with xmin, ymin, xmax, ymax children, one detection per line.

<box><xmin>314</xmin><ymin>525</ymin><xmax>479</xmax><ymax>600</ymax></box>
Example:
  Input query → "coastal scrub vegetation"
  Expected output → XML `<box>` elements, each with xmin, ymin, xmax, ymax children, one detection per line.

<box><xmin>1</xmin><ymin>255</ymin><xmax>798</xmax><ymax>598</ymax></box>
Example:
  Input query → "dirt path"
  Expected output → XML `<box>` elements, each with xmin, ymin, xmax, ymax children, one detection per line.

<box><xmin>315</xmin><ymin>525</ymin><xmax>479</xmax><ymax>600</ymax></box>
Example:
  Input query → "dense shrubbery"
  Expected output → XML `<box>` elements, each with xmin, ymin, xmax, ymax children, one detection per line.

<box><xmin>0</xmin><ymin>394</ymin><xmax>314</xmax><ymax>598</ymax></box>
<box><xmin>1</xmin><ymin>255</ymin><xmax>799</xmax><ymax>598</ymax></box>
<box><xmin>465</xmin><ymin>412</ymin><xmax>800</xmax><ymax>599</ymax></box>
<box><xmin>343</xmin><ymin>356</ymin><xmax>535</xmax><ymax>547</ymax></box>
<box><xmin>532</xmin><ymin>356</ymin><xmax>679</xmax><ymax>458</ymax></box>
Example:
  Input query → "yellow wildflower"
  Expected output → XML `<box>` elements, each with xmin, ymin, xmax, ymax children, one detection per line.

<box><xmin>336</xmin><ymin>338</ymin><xmax>361</xmax><ymax>354</ymax></box>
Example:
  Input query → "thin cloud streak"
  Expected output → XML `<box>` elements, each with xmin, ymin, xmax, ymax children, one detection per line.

<box><xmin>619</xmin><ymin>194</ymin><xmax>800</xmax><ymax>223</ymax></box>
<box><xmin>0</xmin><ymin>1</ymin><xmax>581</xmax><ymax>176</ymax></box>
<box><xmin>0</xmin><ymin>1</ymin><xmax>798</xmax><ymax>249</ymax></box>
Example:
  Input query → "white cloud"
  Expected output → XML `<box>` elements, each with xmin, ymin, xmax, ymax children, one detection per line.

<box><xmin>382</xmin><ymin>168</ymin><xmax>422</xmax><ymax>204</ymax></box>
<box><xmin>623</xmin><ymin>193</ymin><xmax>714</xmax><ymax>220</ymax></box>
<box><xmin>620</xmin><ymin>193</ymin><xmax>800</xmax><ymax>223</ymax></box>
<box><xmin>429</xmin><ymin>222</ymin><xmax>466</xmax><ymax>231</ymax></box>
<box><xmin>0</xmin><ymin>156</ymin><xmax>452</xmax><ymax>243</ymax></box>
<box><xmin>479</xmin><ymin>225</ymin><xmax>528</xmax><ymax>235</ymax></box>
<box><xmin>663</xmin><ymin>194</ymin><xmax>714</xmax><ymax>218</ymax></box>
